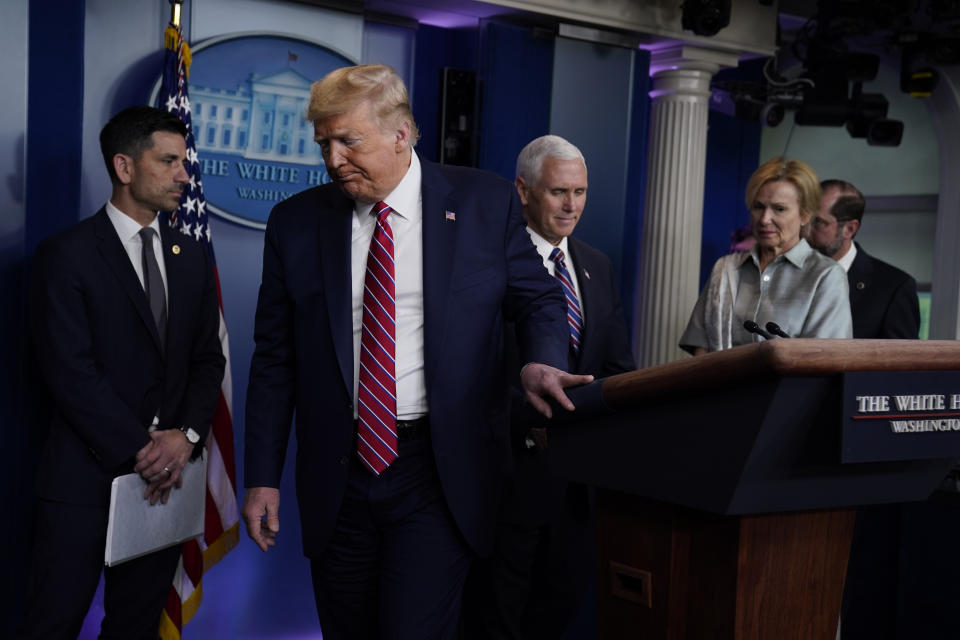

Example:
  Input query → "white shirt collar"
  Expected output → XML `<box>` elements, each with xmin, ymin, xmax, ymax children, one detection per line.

<box><xmin>524</xmin><ymin>226</ymin><xmax>584</xmax><ymax>324</ymax></box>
<box><xmin>836</xmin><ymin>242</ymin><xmax>858</xmax><ymax>273</ymax></box>
<box><xmin>525</xmin><ymin>226</ymin><xmax>571</xmax><ymax>266</ymax></box>
<box><xmin>105</xmin><ymin>200</ymin><xmax>161</xmax><ymax>239</ymax></box>
<box><xmin>355</xmin><ymin>149</ymin><xmax>422</xmax><ymax>222</ymax></box>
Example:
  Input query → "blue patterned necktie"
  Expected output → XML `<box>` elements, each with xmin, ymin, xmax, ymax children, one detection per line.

<box><xmin>550</xmin><ymin>247</ymin><xmax>582</xmax><ymax>355</ymax></box>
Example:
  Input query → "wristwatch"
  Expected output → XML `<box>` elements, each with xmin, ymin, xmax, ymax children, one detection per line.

<box><xmin>179</xmin><ymin>425</ymin><xmax>201</xmax><ymax>445</ymax></box>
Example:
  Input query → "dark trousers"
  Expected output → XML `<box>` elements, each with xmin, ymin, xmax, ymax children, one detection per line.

<box><xmin>464</xmin><ymin>484</ymin><xmax>593</xmax><ymax>640</ymax></box>
<box><xmin>843</xmin><ymin>499</ymin><xmax>960</xmax><ymax>639</ymax></box>
<box><xmin>311</xmin><ymin>433</ymin><xmax>472</xmax><ymax>640</ymax></box>
<box><xmin>841</xmin><ymin>503</ymin><xmax>902</xmax><ymax>640</ymax></box>
<box><xmin>17</xmin><ymin>499</ymin><xmax>181</xmax><ymax>640</ymax></box>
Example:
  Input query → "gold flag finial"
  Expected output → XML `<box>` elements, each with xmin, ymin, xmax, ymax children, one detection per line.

<box><xmin>169</xmin><ymin>0</ymin><xmax>183</xmax><ymax>28</ymax></box>
<box><xmin>163</xmin><ymin>1</ymin><xmax>192</xmax><ymax>78</ymax></box>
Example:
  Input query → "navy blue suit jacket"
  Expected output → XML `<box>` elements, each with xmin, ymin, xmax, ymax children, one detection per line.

<box><xmin>29</xmin><ymin>209</ymin><xmax>225</xmax><ymax>506</ymax></box>
<box><xmin>848</xmin><ymin>243</ymin><xmax>920</xmax><ymax>339</ymax></box>
<box><xmin>564</xmin><ymin>237</ymin><xmax>635</xmax><ymax>380</ymax></box>
<box><xmin>502</xmin><ymin>236</ymin><xmax>636</xmax><ymax>525</ymax></box>
<box><xmin>245</xmin><ymin>158</ymin><xmax>569</xmax><ymax>557</ymax></box>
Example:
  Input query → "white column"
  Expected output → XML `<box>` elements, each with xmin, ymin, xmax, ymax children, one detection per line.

<box><xmin>634</xmin><ymin>46</ymin><xmax>739</xmax><ymax>368</ymax></box>
<box><xmin>927</xmin><ymin>64</ymin><xmax>960</xmax><ymax>339</ymax></box>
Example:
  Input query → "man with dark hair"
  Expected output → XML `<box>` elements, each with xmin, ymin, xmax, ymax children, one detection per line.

<box><xmin>98</xmin><ymin>106</ymin><xmax>188</xmax><ymax>180</ymax></box>
<box><xmin>809</xmin><ymin>179</ymin><xmax>919</xmax><ymax>640</ymax></box>
<box><xmin>808</xmin><ymin>179</ymin><xmax>919</xmax><ymax>339</ymax></box>
<box><xmin>18</xmin><ymin>105</ymin><xmax>224</xmax><ymax>639</ymax></box>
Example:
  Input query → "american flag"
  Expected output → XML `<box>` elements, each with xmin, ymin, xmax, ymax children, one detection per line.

<box><xmin>156</xmin><ymin>22</ymin><xmax>240</xmax><ymax>639</ymax></box>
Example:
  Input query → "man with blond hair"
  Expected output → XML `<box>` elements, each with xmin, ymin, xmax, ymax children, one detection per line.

<box><xmin>242</xmin><ymin>65</ymin><xmax>589</xmax><ymax>638</ymax></box>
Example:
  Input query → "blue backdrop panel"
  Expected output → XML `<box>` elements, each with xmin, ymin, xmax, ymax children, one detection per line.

<box><xmin>621</xmin><ymin>49</ymin><xmax>652</xmax><ymax>335</ymax></box>
<box><xmin>7</xmin><ymin>0</ymin><xmax>87</xmax><ymax>634</ymax></box>
<box><xmin>26</xmin><ymin>0</ymin><xmax>85</xmax><ymax>249</ymax></box>
<box><xmin>549</xmin><ymin>37</ymin><xmax>635</xmax><ymax>303</ymax></box>
<box><xmin>700</xmin><ymin>109</ymin><xmax>762</xmax><ymax>288</ymax></box>
<box><xmin>477</xmin><ymin>22</ymin><xmax>553</xmax><ymax>180</ymax></box>
<box><xmin>412</xmin><ymin>25</ymin><xmax>479</xmax><ymax>164</ymax></box>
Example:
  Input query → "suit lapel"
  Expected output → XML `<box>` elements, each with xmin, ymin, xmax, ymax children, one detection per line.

<box><xmin>318</xmin><ymin>189</ymin><xmax>355</xmax><ymax>399</ymax></box>
<box><xmin>848</xmin><ymin>244</ymin><xmax>873</xmax><ymax>301</ymax></box>
<box><xmin>160</xmin><ymin>224</ymin><xmax>189</xmax><ymax>354</ymax></box>
<box><xmin>420</xmin><ymin>160</ymin><xmax>459</xmax><ymax>390</ymax></box>
<box><xmin>93</xmin><ymin>209</ymin><xmax>163</xmax><ymax>351</ymax></box>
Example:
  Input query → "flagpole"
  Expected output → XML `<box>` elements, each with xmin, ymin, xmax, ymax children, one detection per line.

<box><xmin>169</xmin><ymin>0</ymin><xmax>182</xmax><ymax>27</ymax></box>
<box><xmin>157</xmin><ymin>3</ymin><xmax>240</xmax><ymax>636</ymax></box>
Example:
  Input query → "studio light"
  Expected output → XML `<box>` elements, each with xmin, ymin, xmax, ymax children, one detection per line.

<box><xmin>681</xmin><ymin>0</ymin><xmax>732</xmax><ymax>37</ymax></box>
<box><xmin>866</xmin><ymin>119</ymin><xmax>905</xmax><ymax>146</ymax></box>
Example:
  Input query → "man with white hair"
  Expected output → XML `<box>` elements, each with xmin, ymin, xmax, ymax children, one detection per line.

<box><xmin>466</xmin><ymin>135</ymin><xmax>635</xmax><ymax>639</ymax></box>
<box><xmin>242</xmin><ymin>67</ymin><xmax>591</xmax><ymax>639</ymax></box>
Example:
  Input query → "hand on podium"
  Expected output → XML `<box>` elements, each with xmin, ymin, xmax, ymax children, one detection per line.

<box><xmin>520</xmin><ymin>362</ymin><xmax>593</xmax><ymax>419</ymax></box>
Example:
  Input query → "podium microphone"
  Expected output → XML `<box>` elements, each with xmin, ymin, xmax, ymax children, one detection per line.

<box><xmin>743</xmin><ymin>320</ymin><xmax>774</xmax><ymax>340</ymax></box>
<box><xmin>765</xmin><ymin>322</ymin><xmax>791</xmax><ymax>338</ymax></box>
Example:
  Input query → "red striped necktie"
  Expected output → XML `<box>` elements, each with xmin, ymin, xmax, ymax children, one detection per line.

<box><xmin>357</xmin><ymin>201</ymin><xmax>398</xmax><ymax>475</ymax></box>
<box><xmin>550</xmin><ymin>247</ymin><xmax>582</xmax><ymax>355</ymax></box>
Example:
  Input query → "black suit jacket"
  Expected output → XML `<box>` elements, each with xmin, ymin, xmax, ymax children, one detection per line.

<box><xmin>244</xmin><ymin>158</ymin><xmax>569</xmax><ymax>558</ymax></box>
<box><xmin>501</xmin><ymin>235</ymin><xmax>636</xmax><ymax>526</ymax></box>
<box><xmin>847</xmin><ymin>243</ymin><xmax>920</xmax><ymax>339</ymax></box>
<box><xmin>29</xmin><ymin>208</ymin><xmax>225</xmax><ymax>506</ymax></box>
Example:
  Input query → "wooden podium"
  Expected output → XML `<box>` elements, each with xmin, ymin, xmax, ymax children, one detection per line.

<box><xmin>548</xmin><ymin>339</ymin><xmax>960</xmax><ymax>640</ymax></box>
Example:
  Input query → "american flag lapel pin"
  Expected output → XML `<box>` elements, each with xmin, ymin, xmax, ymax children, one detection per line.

<box><xmin>445</xmin><ymin>210</ymin><xmax>456</xmax><ymax>222</ymax></box>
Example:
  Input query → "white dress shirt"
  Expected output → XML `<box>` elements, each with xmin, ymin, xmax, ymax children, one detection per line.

<box><xmin>105</xmin><ymin>201</ymin><xmax>168</xmax><ymax>303</ymax></box>
<box><xmin>350</xmin><ymin>150</ymin><xmax>426</xmax><ymax>420</ymax></box>
<box><xmin>837</xmin><ymin>242</ymin><xmax>858</xmax><ymax>273</ymax></box>
<box><xmin>105</xmin><ymin>201</ymin><xmax>167</xmax><ymax>428</ymax></box>
<box><xmin>524</xmin><ymin>227</ymin><xmax>585</xmax><ymax>325</ymax></box>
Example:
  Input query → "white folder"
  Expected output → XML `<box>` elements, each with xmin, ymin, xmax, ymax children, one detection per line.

<box><xmin>104</xmin><ymin>452</ymin><xmax>206</xmax><ymax>566</ymax></box>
